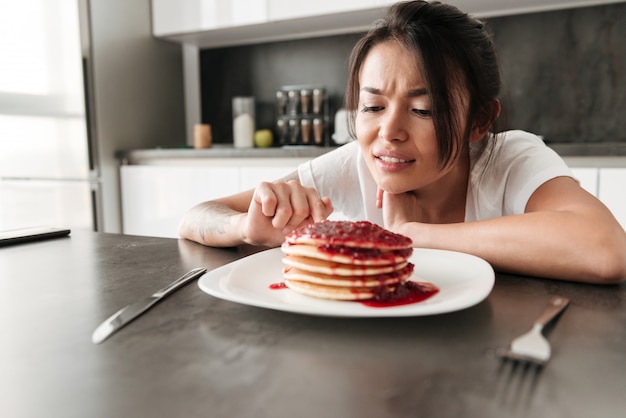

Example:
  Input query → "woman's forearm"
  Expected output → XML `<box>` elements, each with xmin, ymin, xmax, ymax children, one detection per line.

<box><xmin>400</xmin><ymin>211</ymin><xmax>626</xmax><ymax>284</ymax></box>
<box><xmin>178</xmin><ymin>200</ymin><xmax>246</xmax><ymax>247</ymax></box>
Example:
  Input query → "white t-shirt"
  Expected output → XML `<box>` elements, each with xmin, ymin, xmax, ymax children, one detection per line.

<box><xmin>297</xmin><ymin>130</ymin><xmax>573</xmax><ymax>226</ymax></box>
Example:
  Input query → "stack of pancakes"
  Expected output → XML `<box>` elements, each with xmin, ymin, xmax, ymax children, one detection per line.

<box><xmin>281</xmin><ymin>220</ymin><xmax>414</xmax><ymax>301</ymax></box>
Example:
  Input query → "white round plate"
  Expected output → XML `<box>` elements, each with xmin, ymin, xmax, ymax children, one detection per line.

<box><xmin>198</xmin><ymin>247</ymin><xmax>494</xmax><ymax>317</ymax></box>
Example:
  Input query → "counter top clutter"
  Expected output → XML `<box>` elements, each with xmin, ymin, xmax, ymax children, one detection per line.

<box><xmin>2</xmin><ymin>231</ymin><xmax>625</xmax><ymax>417</ymax></box>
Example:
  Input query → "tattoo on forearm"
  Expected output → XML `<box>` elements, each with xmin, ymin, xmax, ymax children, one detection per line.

<box><xmin>195</xmin><ymin>201</ymin><xmax>239</xmax><ymax>240</ymax></box>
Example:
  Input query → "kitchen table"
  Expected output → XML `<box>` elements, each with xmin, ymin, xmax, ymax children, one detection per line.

<box><xmin>1</xmin><ymin>231</ymin><xmax>624</xmax><ymax>418</ymax></box>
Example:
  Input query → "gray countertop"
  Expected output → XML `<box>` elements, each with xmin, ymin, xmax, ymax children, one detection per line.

<box><xmin>117</xmin><ymin>145</ymin><xmax>336</xmax><ymax>164</ymax></box>
<box><xmin>117</xmin><ymin>142</ymin><xmax>626</xmax><ymax>165</ymax></box>
<box><xmin>2</xmin><ymin>230</ymin><xmax>625</xmax><ymax>418</ymax></box>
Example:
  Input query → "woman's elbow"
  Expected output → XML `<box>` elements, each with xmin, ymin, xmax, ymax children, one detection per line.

<box><xmin>590</xmin><ymin>237</ymin><xmax>626</xmax><ymax>284</ymax></box>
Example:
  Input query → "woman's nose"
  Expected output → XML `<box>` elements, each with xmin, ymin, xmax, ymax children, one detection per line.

<box><xmin>378</xmin><ymin>107</ymin><xmax>409</xmax><ymax>142</ymax></box>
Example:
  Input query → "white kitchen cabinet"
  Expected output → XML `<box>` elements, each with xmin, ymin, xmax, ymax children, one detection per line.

<box><xmin>268</xmin><ymin>0</ymin><xmax>393</xmax><ymax>20</ymax></box>
<box><xmin>598</xmin><ymin>168</ymin><xmax>626</xmax><ymax>230</ymax></box>
<box><xmin>567</xmin><ymin>164</ymin><xmax>626</xmax><ymax>231</ymax></box>
<box><xmin>151</xmin><ymin>0</ymin><xmax>622</xmax><ymax>48</ymax></box>
<box><xmin>239</xmin><ymin>165</ymin><xmax>297</xmax><ymax>191</ymax></box>
<box><xmin>120</xmin><ymin>159</ymin><xmax>306</xmax><ymax>238</ymax></box>
<box><xmin>152</xmin><ymin>0</ymin><xmax>268</xmax><ymax>36</ymax></box>
<box><xmin>121</xmin><ymin>165</ymin><xmax>239</xmax><ymax>238</ymax></box>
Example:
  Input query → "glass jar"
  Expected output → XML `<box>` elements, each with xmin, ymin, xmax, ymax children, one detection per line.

<box><xmin>232</xmin><ymin>97</ymin><xmax>255</xmax><ymax>148</ymax></box>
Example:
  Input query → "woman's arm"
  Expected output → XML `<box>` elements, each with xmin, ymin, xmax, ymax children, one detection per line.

<box><xmin>178</xmin><ymin>172</ymin><xmax>333</xmax><ymax>248</ymax></box>
<box><xmin>383</xmin><ymin>177</ymin><xmax>626</xmax><ymax>284</ymax></box>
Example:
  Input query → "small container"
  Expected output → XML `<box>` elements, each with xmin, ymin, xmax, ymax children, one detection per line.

<box><xmin>300</xmin><ymin>89</ymin><xmax>312</xmax><ymax>114</ymax></box>
<box><xmin>313</xmin><ymin>118</ymin><xmax>324</xmax><ymax>144</ymax></box>
<box><xmin>287</xmin><ymin>90</ymin><xmax>300</xmax><ymax>115</ymax></box>
<box><xmin>312</xmin><ymin>88</ymin><xmax>325</xmax><ymax>114</ymax></box>
<box><xmin>232</xmin><ymin>97</ymin><xmax>255</xmax><ymax>148</ymax></box>
<box><xmin>288</xmin><ymin>118</ymin><xmax>300</xmax><ymax>145</ymax></box>
<box><xmin>301</xmin><ymin>118</ymin><xmax>311</xmax><ymax>144</ymax></box>
<box><xmin>276</xmin><ymin>90</ymin><xmax>287</xmax><ymax>116</ymax></box>
<box><xmin>193</xmin><ymin>124</ymin><xmax>212</xmax><ymax>148</ymax></box>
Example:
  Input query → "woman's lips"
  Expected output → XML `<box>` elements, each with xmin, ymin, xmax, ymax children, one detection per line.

<box><xmin>374</xmin><ymin>153</ymin><xmax>415</xmax><ymax>171</ymax></box>
<box><xmin>377</xmin><ymin>155</ymin><xmax>412</xmax><ymax>163</ymax></box>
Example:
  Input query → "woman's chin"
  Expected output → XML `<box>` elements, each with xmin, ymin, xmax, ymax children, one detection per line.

<box><xmin>378</xmin><ymin>183</ymin><xmax>411</xmax><ymax>195</ymax></box>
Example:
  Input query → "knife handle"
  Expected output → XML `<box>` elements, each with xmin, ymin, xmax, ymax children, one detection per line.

<box><xmin>153</xmin><ymin>267</ymin><xmax>207</xmax><ymax>298</ymax></box>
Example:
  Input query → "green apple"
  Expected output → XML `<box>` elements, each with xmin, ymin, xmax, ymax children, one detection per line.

<box><xmin>254</xmin><ymin>129</ymin><xmax>273</xmax><ymax>148</ymax></box>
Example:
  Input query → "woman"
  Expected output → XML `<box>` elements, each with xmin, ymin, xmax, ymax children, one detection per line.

<box><xmin>179</xmin><ymin>0</ymin><xmax>626</xmax><ymax>284</ymax></box>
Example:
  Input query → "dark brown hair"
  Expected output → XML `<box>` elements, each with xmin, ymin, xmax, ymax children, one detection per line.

<box><xmin>345</xmin><ymin>0</ymin><xmax>501</xmax><ymax>168</ymax></box>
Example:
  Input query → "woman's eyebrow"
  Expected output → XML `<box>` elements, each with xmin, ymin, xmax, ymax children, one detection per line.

<box><xmin>360</xmin><ymin>86</ymin><xmax>382</xmax><ymax>95</ymax></box>
<box><xmin>360</xmin><ymin>87</ymin><xmax>429</xmax><ymax>96</ymax></box>
<box><xmin>408</xmin><ymin>88</ymin><xmax>429</xmax><ymax>97</ymax></box>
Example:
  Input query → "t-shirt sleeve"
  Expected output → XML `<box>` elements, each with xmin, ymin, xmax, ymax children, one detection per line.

<box><xmin>297</xmin><ymin>141</ymin><xmax>364</xmax><ymax>218</ymax></box>
<box><xmin>502</xmin><ymin>131</ymin><xmax>574</xmax><ymax>214</ymax></box>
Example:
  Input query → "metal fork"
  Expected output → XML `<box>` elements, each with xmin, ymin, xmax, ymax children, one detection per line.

<box><xmin>498</xmin><ymin>296</ymin><xmax>570</xmax><ymax>366</ymax></box>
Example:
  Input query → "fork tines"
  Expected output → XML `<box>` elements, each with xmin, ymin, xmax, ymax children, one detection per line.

<box><xmin>496</xmin><ymin>348</ymin><xmax>547</xmax><ymax>367</ymax></box>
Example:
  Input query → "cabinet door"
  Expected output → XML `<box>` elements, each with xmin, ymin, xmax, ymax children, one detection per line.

<box><xmin>239</xmin><ymin>165</ymin><xmax>298</xmax><ymax>191</ymax></box>
<box><xmin>152</xmin><ymin>0</ymin><xmax>268</xmax><ymax>36</ymax></box>
<box><xmin>598</xmin><ymin>168</ymin><xmax>626</xmax><ymax>231</ymax></box>
<box><xmin>121</xmin><ymin>165</ymin><xmax>239</xmax><ymax>238</ymax></box>
<box><xmin>269</xmin><ymin>0</ymin><xmax>392</xmax><ymax>20</ymax></box>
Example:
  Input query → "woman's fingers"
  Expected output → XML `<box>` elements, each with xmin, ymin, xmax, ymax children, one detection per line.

<box><xmin>253</xmin><ymin>180</ymin><xmax>332</xmax><ymax>232</ymax></box>
<box><xmin>312</xmin><ymin>196</ymin><xmax>334</xmax><ymax>222</ymax></box>
<box><xmin>376</xmin><ymin>188</ymin><xmax>384</xmax><ymax>209</ymax></box>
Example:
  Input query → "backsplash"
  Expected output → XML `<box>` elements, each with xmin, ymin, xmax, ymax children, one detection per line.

<box><xmin>199</xmin><ymin>2</ymin><xmax>625</xmax><ymax>145</ymax></box>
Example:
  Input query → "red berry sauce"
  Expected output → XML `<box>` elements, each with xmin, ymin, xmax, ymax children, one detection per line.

<box><xmin>287</xmin><ymin>220</ymin><xmax>412</xmax><ymax>249</ymax></box>
<box><xmin>269</xmin><ymin>279</ymin><xmax>439</xmax><ymax>308</ymax></box>
<box><xmin>360</xmin><ymin>281</ymin><xmax>439</xmax><ymax>308</ymax></box>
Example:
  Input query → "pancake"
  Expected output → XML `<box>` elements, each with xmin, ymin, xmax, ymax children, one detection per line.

<box><xmin>282</xmin><ymin>254</ymin><xmax>408</xmax><ymax>276</ymax></box>
<box><xmin>285</xmin><ymin>220</ymin><xmax>413</xmax><ymax>250</ymax></box>
<box><xmin>280</xmin><ymin>220</ymin><xmax>416</xmax><ymax>302</ymax></box>
<box><xmin>281</xmin><ymin>242</ymin><xmax>412</xmax><ymax>266</ymax></box>
<box><xmin>284</xmin><ymin>279</ymin><xmax>393</xmax><ymax>301</ymax></box>
<box><xmin>282</xmin><ymin>263</ymin><xmax>414</xmax><ymax>287</ymax></box>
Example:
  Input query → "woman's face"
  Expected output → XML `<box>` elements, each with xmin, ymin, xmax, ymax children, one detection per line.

<box><xmin>355</xmin><ymin>40</ymin><xmax>467</xmax><ymax>195</ymax></box>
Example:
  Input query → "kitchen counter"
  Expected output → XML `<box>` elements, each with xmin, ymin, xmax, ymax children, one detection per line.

<box><xmin>2</xmin><ymin>230</ymin><xmax>625</xmax><ymax>417</ymax></box>
<box><xmin>547</xmin><ymin>142</ymin><xmax>626</xmax><ymax>157</ymax></box>
<box><xmin>117</xmin><ymin>145</ymin><xmax>336</xmax><ymax>165</ymax></box>
<box><xmin>117</xmin><ymin>142</ymin><xmax>626</xmax><ymax>166</ymax></box>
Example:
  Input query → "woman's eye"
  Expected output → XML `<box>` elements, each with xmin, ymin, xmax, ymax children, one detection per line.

<box><xmin>413</xmin><ymin>108</ymin><xmax>432</xmax><ymax>117</ymax></box>
<box><xmin>361</xmin><ymin>105</ymin><xmax>384</xmax><ymax>113</ymax></box>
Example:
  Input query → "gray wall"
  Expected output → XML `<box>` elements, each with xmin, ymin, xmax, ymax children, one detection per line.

<box><xmin>199</xmin><ymin>2</ymin><xmax>625</xmax><ymax>145</ymax></box>
<box><xmin>88</xmin><ymin>0</ymin><xmax>185</xmax><ymax>232</ymax></box>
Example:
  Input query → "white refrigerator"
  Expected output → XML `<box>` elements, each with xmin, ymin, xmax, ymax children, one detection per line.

<box><xmin>0</xmin><ymin>0</ymin><xmax>185</xmax><ymax>233</ymax></box>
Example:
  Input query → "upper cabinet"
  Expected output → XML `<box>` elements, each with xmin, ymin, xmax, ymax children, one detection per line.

<box><xmin>152</xmin><ymin>0</ymin><xmax>269</xmax><ymax>35</ymax></box>
<box><xmin>267</xmin><ymin>0</ymin><xmax>393</xmax><ymax>20</ymax></box>
<box><xmin>152</xmin><ymin>0</ymin><xmax>624</xmax><ymax>48</ymax></box>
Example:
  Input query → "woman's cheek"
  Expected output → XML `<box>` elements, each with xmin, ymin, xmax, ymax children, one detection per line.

<box><xmin>355</xmin><ymin>115</ymin><xmax>375</xmax><ymax>145</ymax></box>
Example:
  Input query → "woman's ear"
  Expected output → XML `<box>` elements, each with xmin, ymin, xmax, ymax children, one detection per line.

<box><xmin>469</xmin><ymin>100</ymin><xmax>501</xmax><ymax>142</ymax></box>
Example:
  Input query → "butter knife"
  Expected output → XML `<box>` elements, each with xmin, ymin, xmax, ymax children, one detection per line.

<box><xmin>92</xmin><ymin>267</ymin><xmax>207</xmax><ymax>344</ymax></box>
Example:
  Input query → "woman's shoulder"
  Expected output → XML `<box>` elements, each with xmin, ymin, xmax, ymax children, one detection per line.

<box><xmin>480</xmin><ymin>130</ymin><xmax>553</xmax><ymax>162</ymax></box>
<box><xmin>471</xmin><ymin>130</ymin><xmax>562</xmax><ymax>175</ymax></box>
<box><xmin>499</xmin><ymin>130</ymin><xmax>546</xmax><ymax>147</ymax></box>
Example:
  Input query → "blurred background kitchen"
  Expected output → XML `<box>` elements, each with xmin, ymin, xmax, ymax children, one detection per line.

<box><xmin>1</xmin><ymin>0</ymin><xmax>625</xmax><ymax>238</ymax></box>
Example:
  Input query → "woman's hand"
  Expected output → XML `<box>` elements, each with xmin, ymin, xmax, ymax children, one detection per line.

<box><xmin>242</xmin><ymin>180</ymin><xmax>333</xmax><ymax>247</ymax></box>
<box><xmin>377</xmin><ymin>187</ymin><xmax>421</xmax><ymax>235</ymax></box>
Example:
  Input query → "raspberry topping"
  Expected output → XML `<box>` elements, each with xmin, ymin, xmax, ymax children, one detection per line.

<box><xmin>286</xmin><ymin>220</ymin><xmax>413</xmax><ymax>249</ymax></box>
